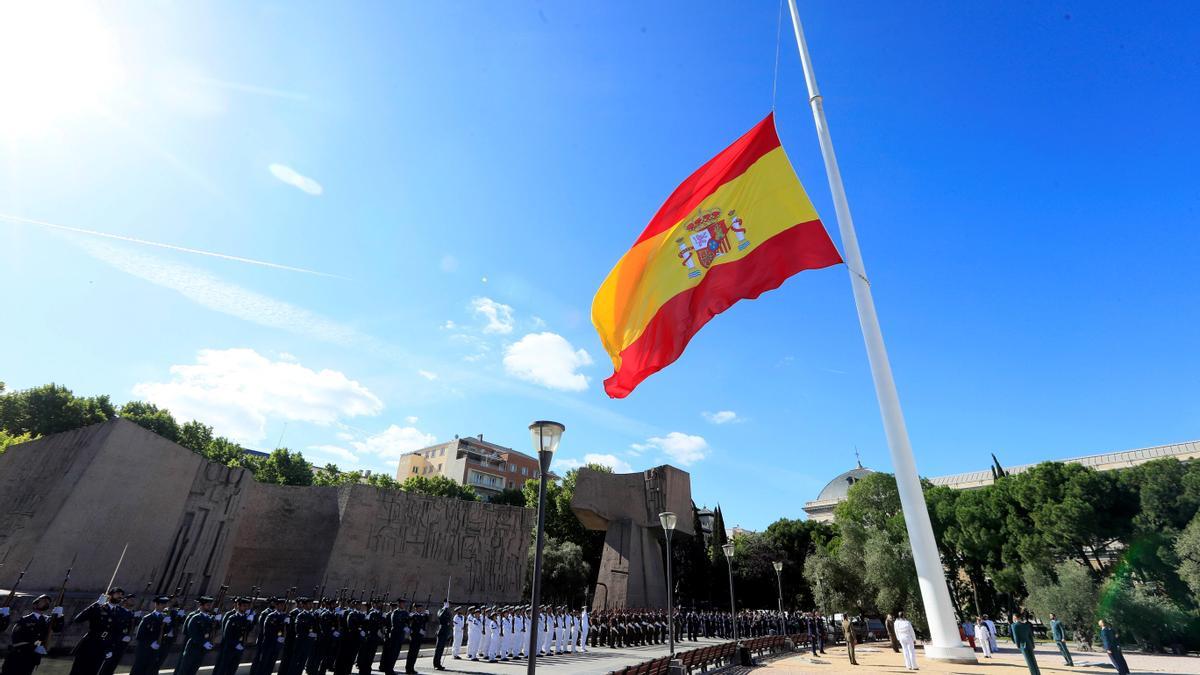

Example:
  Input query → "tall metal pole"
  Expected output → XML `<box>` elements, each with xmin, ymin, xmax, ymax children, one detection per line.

<box><xmin>774</xmin><ymin>568</ymin><xmax>785</xmax><ymax>636</ymax></box>
<box><xmin>664</xmin><ymin>529</ymin><xmax>675</xmax><ymax>658</ymax></box>
<box><xmin>526</xmin><ymin>449</ymin><xmax>551</xmax><ymax>675</ymax></box>
<box><xmin>726</xmin><ymin>563</ymin><xmax>737</xmax><ymax>643</ymax></box>
<box><xmin>784</xmin><ymin>1</ymin><xmax>976</xmax><ymax>663</ymax></box>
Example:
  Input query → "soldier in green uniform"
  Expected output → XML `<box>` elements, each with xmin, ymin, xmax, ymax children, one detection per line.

<box><xmin>130</xmin><ymin>596</ymin><xmax>171</xmax><ymax>675</ymax></box>
<box><xmin>1049</xmin><ymin>613</ymin><xmax>1073</xmax><ymax>666</ymax></box>
<box><xmin>1010</xmin><ymin>612</ymin><xmax>1041</xmax><ymax>675</ymax></box>
<box><xmin>1</xmin><ymin>594</ymin><xmax>64</xmax><ymax>675</ymax></box>
<box><xmin>1099</xmin><ymin>619</ymin><xmax>1130</xmax><ymax>675</ymax></box>
<box><xmin>251</xmin><ymin>597</ymin><xmax>287</xmax><ymax>675</ymax></box>
<box><xmin>69</xmin><ymin>587</ymin><xmax>126</xmax><ymax>675</ymax></box>
<box><xmin>213</xmin><ymin>597</ymin><xmax>253</xmax><ymax>675</ymax></box>
<box><xmin>173</xmin><ymin>596</ymin><xmax>215</xmax><ymax>675</ymax></box>
<box><xmin>288</xmin><ymin>598</ymin><xmax>319</xmax><ymax>675</ymax></box>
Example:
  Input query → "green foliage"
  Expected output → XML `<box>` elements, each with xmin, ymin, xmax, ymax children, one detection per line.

<box><xmin>1176</xmin><ymin>513</ymin><xmax>1200</xmax><ymax>599</ymax></box>
<box><xmin>763</xmin><ymin>518</ymin><xmax>836</xmax><ymax>609</ymax></box>
<box><xmin>728</xmin><ymin>531</ymin><xmax>786</xmax><ymax>610</ymax></box>
<box><xmin>525</xmin><ymin>537</ymin><xmax>591</xmax><ymax>606</ymax></box>
<box><xmin>400</xmin><ymin>474</ymin><xmax>479</xmax><ymax>501</ymax></box>
<box><xmin>0</xmin><ymin>429</ymin><xmax>35</xmax><ymax>455</ymax></box>
<box><xmin>671</xmin><ymin>504</ymin><xmax>713</xmax><ymax>609</ymax></box>
<box><xmin>1100</xmin><ymin>576</ymin><xmax>1191</xmax><ymax>651</ymax></box>
<box><xmin>249</xmin><ymin>448</ymin><xmax>314</xmax><ymax>486</ymax></box>
<box><xmin>177</xmin><ymin>420</ymin><xmax>215</xmax><ymax>454</ymax></box>
<box><xmin>119</xmin><ymin>401</ymin><xmax>180</xmax><ymax>442</ymax></box>
<box><xmin>489</xmin><ymin>488</ymin><xmax>527</xmax><ymax>507</ymax></box>
<box><xmin>1023</xmin><ymin>562</ymin><xmax>1100</xmax><ymax>647</ymax></box>
<box><xmin>0</xmin><ymin>383</ymin><xmax>115</xmax><ymax>437</ymax></box>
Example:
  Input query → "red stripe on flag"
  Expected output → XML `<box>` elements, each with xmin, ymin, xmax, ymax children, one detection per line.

<box><xmin>632</xmin><ymin>114</ymin><xmax>782</xmax><ymax>247</ymax></box>
<box><xmin>604</xmin><ymin>219</ymin><xmax>843</xmax><ymax>398</ymax></box>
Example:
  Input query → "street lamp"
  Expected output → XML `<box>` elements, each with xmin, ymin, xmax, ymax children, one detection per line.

<box><xmin>772</xmin><ymin>561</ymin><xmax>785</xmax><ymax>636</ymax></box>
<box><xmin>722</xmin><ymin>542</ymin><xmax>738</xmax><ymax>643</ymax></box>
<box><xmin>659</xmin><ymin>512</ymin><xmax>678</xmax><ymax>658</ymax></box>
<box><xmin>527</xmin><ymin>420</ymin><xmax>564</xmax><ymax>675</ymax></box>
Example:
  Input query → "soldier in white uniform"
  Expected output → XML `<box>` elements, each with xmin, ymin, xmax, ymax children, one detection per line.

<box><xmin>485</xmin><ymin>610</ymin><xmax>501</xmax><ymax>663</ymax></box>
<box><xmin>578</xmin><ymin>608</ymin><xmax>589</xmax><ymax>652</ymax></box>
<box><xmin>466</xmin><ymin>608</ymin><xmax>483</xmax><ymax>661</ymax></box>
<box><xmin>450</xmin><ymin>606</ymin><xmax>465</xmax><ymax>659</ymax></box>
<box><xmin>502</xmin><ymin>608</ymin><xmax>514</xmax><ymax>660</ymax></box>
<box><xmin>538</xmin><ymin>611</ymin><xmax>550</xmax><ymax>656</ymax></box>
<box><xmin>555</xmin><ymin>608</ymin><xmax>567</xmax><ymax>654</ymax></box>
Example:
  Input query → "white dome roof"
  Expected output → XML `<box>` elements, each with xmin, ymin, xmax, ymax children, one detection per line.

<box><xmin>815</xmin><ymin>466</ymin><xmax>874</xmax><ymax>502</ymax></box>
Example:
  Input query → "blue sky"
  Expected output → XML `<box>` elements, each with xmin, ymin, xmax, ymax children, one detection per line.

<box><xmin>1</xmin><ymin>2</ymin><xmax>1197</xmax><ymax>530</ymax></box>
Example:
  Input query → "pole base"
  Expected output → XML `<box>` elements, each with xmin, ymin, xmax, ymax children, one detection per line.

<box><xmin>922</xmin><ymin>643</ymin><xmax>978</xmax><ymax>664</ymax></box>
<box><xmin>667</xmin><ymin>659</ymin><xmax>685</xmax><ymax>675</ymax></box>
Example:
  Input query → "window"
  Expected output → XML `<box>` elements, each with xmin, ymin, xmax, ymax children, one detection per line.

<box><xmin>440</xmin><ymin>447</ymin><xmax>445</xmax><ymax>456</ymax></box>
<box><xmin>510</xmin><ymin>463</ymin><xmax>516</xmax><ymax>472</ymax></box>
<box><xmin>521</xmin><ymin>467</ymin><xmax>528</xmax><ymax>476</ymax></box>
<box><xmin>411</xmin><ymin>467</ymin><xmax>417</xmax><ymax>474</ymax></box>
<box><xmin>507</xmin><ymin>480</ymin><xmax>514</xmax><ymax>489</ymax></box>
<box><xmin>437</xmin><ymin>464</ymin><xmax>442</xmax><ymax>472</ymax></box>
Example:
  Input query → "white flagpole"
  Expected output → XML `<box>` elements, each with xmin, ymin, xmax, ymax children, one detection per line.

<box><xmin>785</xmin><ymin>1</ymin><xmax>976</xmax><ymax>663</ymax></box>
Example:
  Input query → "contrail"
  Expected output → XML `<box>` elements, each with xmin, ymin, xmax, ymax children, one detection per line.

<box><xmin>0</xmin><ymin>212</ymin><xmax>346</xmax><ymax>279</ymax></box>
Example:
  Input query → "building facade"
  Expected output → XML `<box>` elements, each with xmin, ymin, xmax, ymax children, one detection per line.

<box><xmin>395</xmin><ymin>434</ymin><xmax>545</xmax><ymax>499</ymax></box>
<box><xmin>803</xmin><ymin>439</ymin><xmax>1200</xmax><ymax>522</ymax></box>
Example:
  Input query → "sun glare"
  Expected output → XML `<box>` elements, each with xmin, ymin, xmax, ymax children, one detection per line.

<box><xmin>0</xmin><ymin>2</ymin><xmax>124</xmax><ymax>139</ymax></box>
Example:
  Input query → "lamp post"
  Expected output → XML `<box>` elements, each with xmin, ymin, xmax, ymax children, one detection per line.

<box><xmin>526</xmin><ymin>420</ymin><xmax>564</xmax><ymax>675</ymax></box>
<box><xmin>659</xmin><ymin>512</ymin><xmax>678</xmax><ymax>658</ymax></box>
<box><xmin>772</xmin><ymin>561</ymin><xmax>785</xmax><ymax>636</ymax></box>
<box><xmin>722</xmin><ymin>542</ymin><xmax>738</xmax><ymax>643</ymax></box>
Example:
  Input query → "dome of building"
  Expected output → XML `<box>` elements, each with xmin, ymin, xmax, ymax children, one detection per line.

<box><xmin>814</xmin><ymin>464</ymin><xmax>874</xmax><ymax>502</ymax></box>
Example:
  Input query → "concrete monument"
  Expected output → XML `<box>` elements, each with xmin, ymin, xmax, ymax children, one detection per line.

<box><xmin>570</xmin><ymin>465</ymin><xmax>693</xmax><ymax>610</ymax></box>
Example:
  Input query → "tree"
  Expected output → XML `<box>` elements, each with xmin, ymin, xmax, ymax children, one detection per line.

<box><xmin>178</xmin><ymin>421</ymin><xmax>215</xmax><ymax>454</ymax></box>
<box><xmin>1024</xmin><ymin>562</ymin><xmax>1100</xmax><ymax>648</ymax></box>
<box><xmin>1176</xmin><ymin>513</ymin><xmax>1200</xmax><ymax>599</ymax></box>
<box><xmin>764</xmin><ymin>517</ymin><xmax>836</xmax><ymax>609</ymax></box>
<box><xmin>672</xmin><ymin>504</ymin><xmax>714</xmax><ymax>609</ymax></box>
<box><xmin>0</xmin><ymin>383</ymin><xmax>115</xmax><ymax>437</ymax></box>
<box><xmin>0</xmin><ymin>429</ymin><xmax>34</xmax><ymax>455</ymax></box>
<box><xmin>119</xmin><ymin>401</ymin><xmax>180</xmax><ymax>442</ymax></box>
<box><xmin>400</xmin><ymin>475</ymin><xmax>478</xmax><ymax>501</ymax></box>
<box><xmin>729</xmin><ymin>531</ymin><xmax>787</xmax><ymax>610</ymax></box>
<box><xmin>525</xmin><ymin>537</ymin><xmax>591</xmax><ymax>606</ymax></box>
<box><xmin>489</xmin><ymin>488</ymin><xmax>527</xmax><ymax>507</ymax></box>
<box><xmin>203</xmin><ymin>437</ymin><xmax>250</xmax><ymax>465</ymax></box>
<box><xmin>251</xmin><ymin>448</ymin><xmax>314</xmax><ymax>486</ymax></box>
<box><xmin>1100</xmin><ymin>576</ymin><xmax>1190</xmax><ymax>652</ymax></box>
<box><xmin>520</xmin><ymin>464</ymin><xmax>610</xmax><ymax>586</ymax></box>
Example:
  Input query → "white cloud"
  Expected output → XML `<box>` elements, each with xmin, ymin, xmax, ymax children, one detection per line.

<box><xmin>441</xmin><ymin>320</ymin><xmax>457</xmax><ymax>330</ymax></box>
<box><xmin>584</xmin><ymin>453</ymin><xmax>633</xmax><ymax>473</ymax></box>
<box><xmin>503</xmin><ymin>332</ymin><xmax>593</xmax><ymax>392</ymax></box>
<box><xmin>417</xmin><ymin>369</ymin><xmax>438</xmax><ymax>381</ymax></box>
<box><xmin>307</xmin><ymin>444</ymin><xmax>359</xmax><ymax>464</ymax></box>
<box><xmin>481</xmin><ymin>276</ymin><xmax>488</xmax><ymax>283</ymax></box>
<box><xmin>471</xmin><ymin>297</ymin><xmax>514</xmax><ymax>334</ymax></box>
<box><xmin>440</xmin><ymin>255</ymin><xmax>459</xmax><ymax>272</ymax></box>
<box><xmin>404</xmin><ymin>416</ymin><xmax>419</xmax><ymax>425</ymax></box>
<box><xmin>702</xmin><ymin>410</ymin><xmax>740</xmax><ymax>425</ymax></box>
<box><xmin>530</xmin><ymin>316</ymin><xmax>547</xmax><ymax>329</ymax></box>
<box><xmin>353</xmin><ymin>425</ymin><xmax>438</xmax><ymax>460</ymax></box>
<box><xmin>133</xmin><ymin>348</ymin><xmax>383</xmax><ymax>445</ymax></box>
<box><xmin>335</xmin><ymin>431</ymin><xmax>355</xmax><ymax>441</ymax></box>
<box><xmin>278</xmin><ymin>352</ymin><xmax>298</xmax><ymax>362</ymax></box>
<box><xmin>269</xmin><ymin>163</ymin><xmax>323</xmax><ymax>196</ymax></box>
<box><xmin>637</xmin><ymin>432</ymin><xmax>709</xmax><ymax>466</ymax></box>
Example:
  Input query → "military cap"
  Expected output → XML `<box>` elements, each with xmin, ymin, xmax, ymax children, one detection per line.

<box><xmin>197</xmin><ymin>596</ymin><xmax>215</xmax><ymax>604</ymax></box>
<box><xmin>271</xmin><ymin>596</ymin><xmax>286</xmax><ymax>603</ymax></box>
<box><xmin>33</xmin><ymin>594</ymin><xmax>52</xmax><ymax>604</ymax></box>
<box><xmin>109</xmin><ymin>587</ymin><xmax>125</xmax><ymax>595</ymax></box>
<box><xmin>236</xmin><ymin>597</ymin><xmax>252</xmax><ymax>604</ymax></box>
<box><xmin>297</xmin><ymin>596</ymin><xmax>311</xmax><ymax>603</ymax></box>
<box><xmin>155</xmin><ymin>596</ymin><xmax>171</xmax><ymax>604</ymax></box>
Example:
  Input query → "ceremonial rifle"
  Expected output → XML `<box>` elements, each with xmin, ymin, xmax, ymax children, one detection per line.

<box><xmin>207</xmin><ymin>582</ymin><xmax>230</xmax><ymax>644</ymax></box>
<box><xmin>2</xmin><ymin>558</ymin><xmax>33</xmax><ymax>608</ymax></box>
<box><xmin>44</xmin><ymin>553</ymin><xmax>77</xmax><ymax>650</ymax></box>
<box><xmin>140</xmin><ymin>569</ymin><xmax>157</xmax><ymax>613</ymax></box>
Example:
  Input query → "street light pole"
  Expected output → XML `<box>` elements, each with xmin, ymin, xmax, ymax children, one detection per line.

<box><xmin>526</xmin><ymin>420</ymin><xmax>564</xmax><ymax>675</ymax></box>
<box><xmin>659</xmin><ymin>512</ymin><xmax>678</xmax><ymax>659</ymax></box>
<box><xmin>722</xmin><ymin>542</ymin><xmax>737</xmax><ymax>644</ymax></box>
<box><xmin>772</xmin><ymin>561</ymin><xmax>784</xmax><ymax>637</ymax></box>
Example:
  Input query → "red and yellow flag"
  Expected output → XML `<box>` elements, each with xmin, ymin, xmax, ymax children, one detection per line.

<box><xmin>592</xmin><ymin>113</ymin><xmax>843</xmax><ymax>398</ymax></box>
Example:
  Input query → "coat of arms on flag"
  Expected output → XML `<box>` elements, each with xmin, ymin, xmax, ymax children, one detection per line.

<box><xmin>676</xmin><ymin>208</ymin><xmax>750</xmax><ymax>278</ymax></box>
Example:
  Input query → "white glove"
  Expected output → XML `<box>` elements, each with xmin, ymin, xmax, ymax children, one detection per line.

<box><xmin>35</xmin><ymin>645</ymin><xmax>47</xmax><ymax>655</ymax></box>
<box><xmin>203</xmin><ymin>642</ymin><xmax>213</xmax><ymax>650</ymax></box>
<box><xmin>99</xmin><ymin>594</ymin><xmax>108</xmax><ymax>604</ymax></box>
<box><xmin>163</xmin><ymin>617</ymin><xmax>172</xmax><ymax>625</ymax></box>
<box><xmin>277</xmin><ymin>637</ymin><xmax>285</xmax><ymax>644</ymax></box>
<box><xmin>284</xmin><ymin>618</ymin><xmax>291</xmax><ymax>624</ymax></box>
<box><xmin>235</xmin><ymin>644</ymin><xmax>244</xmax><ymax>651</ymax></box>
<box><xmin>105</xmin><ymin>652</ymin><xmax>113</xmax><ymax>659</ymax></box>
<box><xmin>215</xmin><ymin>614</ymin><xmax>224</xmax><ymax>622</ymax></box>
<box><xmin>134</xmin><ymin>611</ymin><xmax>144</xmax><ymax>618</ymax></box>
<box><xmin>333</xmin><ymin>631</ymin><xmax>341</xmax><ymax>638</ymax></box>
<box><xmin>123</xmin><ymin>636</ymin><xmax>131</xmax><ymax>642</ymax></box>
<box><xmin>308</xmin><ymin>632</ymin><xmax>317</xmax><ymax>638</ymax></box>
<box><xmin>0</xmin><ymin>607</ymin><xmax>9</xmax><ymax>616</ymax></box>
<box><xmin>166</xmin><ymin>631</ymin><xmax>175</xmax><ymax>638</ymax></box>
<box><xmin>52</xmin><ymin>607</ymin><xmax>64</xmax><ymax>616</ymax></box>
<box><xmin>151</xmin><ymin>642</ymin><xmax>160</xmax><ymax>650</ymax></box>
<box><xmin>359</xmin><ymin>631</ymin><xmax>366</xmax><ymax>637</ymax></box>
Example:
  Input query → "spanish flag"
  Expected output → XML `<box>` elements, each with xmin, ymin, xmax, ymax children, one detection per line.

<box><xmin>592</xmin><ymin>113</ymin><xmax>843</xmax><ymax>398</ymax></box>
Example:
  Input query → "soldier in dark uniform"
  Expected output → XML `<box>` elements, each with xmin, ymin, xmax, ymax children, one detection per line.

<box><xmin>1</xmin><ymin>594</ymin><xmax>64</xmax><ymax>675</ymax></box>
<box><xmin>173</xmin><ymin>596</ymin><xmax>216</xmax><ymax>675</ymax></box>
<box><xmin>310</xmin><ymin>597</ymin><xmax>339</xmax><ymax>675</ymax></box>
<box><xmin>378</xmin><ymin>599</ymin><xmax>408</xmax><ymax>675</ymax></box>
<box><xmin>288</xmin><ymin>598</ymin><xmax>318</xmax><ymax>675</ymax></box>
<box><xmin>159</xmin><ymin>596</ymin><xmax>186</xmax><ymax>672</ymax></box>
<box><xmin>130</xmin><ymin>596</ymin><xmax>171</xmax><ymax>675</ymax></box>
<box><xmin>277</xmin><ymin>598</ymin><xmax>302</xmax><ymax>675</ymax></box>
<box><xmin>430</xmin><ymin>603</ymin><xmax>453</xmax><ymax>671</ymax></box>
<box><xmin>1011</xmin><ymin>612</ymin><xmax>1041</xmax><ymax>675</ymax></box>
<box><xmin>213</xmin><ymin>597</ymin><xmax>253</xmax><ymax>675</ymax></box>
<box><xmin>333</xmin><ymin>599</ymin><xmax>365</xmax><ymax>675</ymax></box>
<box><xmin>403</xmin><ymin>604</ymin><xmax>427</xmax><ymax>675</ymax></box>
<box><xmin>98</xmin><ymin>594</ymin><xmax>138</xmax><ymax>675</ymax></box>
<box><xmin>69</xmin><ymin>587</ymin><xmax>125</xmax><ymax>675</ymax></box>
<box><xmin>355</xmin><ymin>599</ymin><xmax>382</xmax><ymax>675</ymax></box>
<box><xmin>251</xmin><ymin>597</ymin><xmax>287</xmax><ymax>675</ymax></box>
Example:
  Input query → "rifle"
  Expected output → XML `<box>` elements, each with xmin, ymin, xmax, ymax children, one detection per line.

<box><xmin>140</xmin><ymin>570</ymin><xmax>157</xmax><ymax>613</ymax></box>
<box><xmin>43</xmin><ymin>554</ymin><xmax>77</xmax><ymax>649</ymax></box>
<box><xmin>2</xmin><ymin>558</ymin><xmax>33</xmax><ymax>608</ymax></box>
